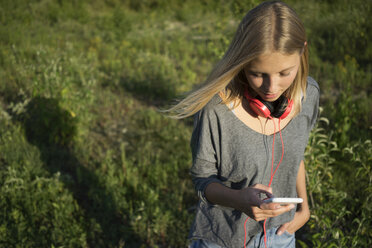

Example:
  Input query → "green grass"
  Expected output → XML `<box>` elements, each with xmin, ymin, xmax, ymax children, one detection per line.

<box><xmin>0</xmin><ymin>0</ymin><xmax>371</xmax><ymax>247</ymax></box>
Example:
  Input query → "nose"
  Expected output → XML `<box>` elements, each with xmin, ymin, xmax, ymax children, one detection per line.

<box><xmin>261</xmin><ymin>75</ymin><xmax>277</xmax><ymax>93</ymax></box>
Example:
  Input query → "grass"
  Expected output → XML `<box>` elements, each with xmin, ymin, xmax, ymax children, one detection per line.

<box><xmin>0</xmin><ymin>0</ymin><xmax>371</xmax><ymax>247</ymax></box>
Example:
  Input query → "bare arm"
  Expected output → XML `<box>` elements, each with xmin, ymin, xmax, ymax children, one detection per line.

<box><xmin>277</xmin><ymin>160</ymin><xmax>310</xmax><ymax>234</ymax></box>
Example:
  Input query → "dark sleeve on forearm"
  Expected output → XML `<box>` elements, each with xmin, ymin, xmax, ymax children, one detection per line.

<box><xmin>190</xmin><ymin>158</ymin><xmax>222</xmax><ymax>203</ymax></box>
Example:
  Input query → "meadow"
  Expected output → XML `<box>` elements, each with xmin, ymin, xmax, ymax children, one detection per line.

<box><xmin>0</xmin><ymin>0</ymin><xmax>371</xmax><ymax>247</ymax></box>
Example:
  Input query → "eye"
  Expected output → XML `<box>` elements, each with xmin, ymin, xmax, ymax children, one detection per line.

<box><xmin>249</xmin><ymin>72</ymin><xmax>263</xmax><ymax>78</ymax></box>
<box><xmin>280</xmin><ymin>72</ymin><xmax>290</xmax><ymax>77</ymax></box>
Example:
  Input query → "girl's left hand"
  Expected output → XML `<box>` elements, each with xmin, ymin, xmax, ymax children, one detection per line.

<box><xmin>276</xmin><ymin>208</ymin><xmax>310</xmax><ymax>235</ymax></box>
<box><xmin>276</xmin><ymin>221</ymin><xmax>293</xmax><ymax>235</ymax></box>
<box><xmin>277</xmin><ymin>161</ymin><xmax>310</xmax><ymax>235</ymax></box>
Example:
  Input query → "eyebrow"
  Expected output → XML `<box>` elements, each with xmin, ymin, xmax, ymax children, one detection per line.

<box><xmin>249</xmin><ymin>65</ymin><xmax>297</xmax><ymax>74</ymax></box>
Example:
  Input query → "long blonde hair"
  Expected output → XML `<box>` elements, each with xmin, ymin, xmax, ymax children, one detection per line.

<box><xmin>168</xmin><ymin>1</ymin><xmax>308</xmax><ymax>119</ymax></box>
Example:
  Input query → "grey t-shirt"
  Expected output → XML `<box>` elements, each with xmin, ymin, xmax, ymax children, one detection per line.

<box><xmin>188</xmin><ymin>77</ymin><xmax>320</xmax><ymax>248</ymax></box>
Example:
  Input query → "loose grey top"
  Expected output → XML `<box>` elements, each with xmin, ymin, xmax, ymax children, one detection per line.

<box><xmin>188</xmin><ymin>77</ymin><xmax>320</xmax><ymax>248</ymax></box>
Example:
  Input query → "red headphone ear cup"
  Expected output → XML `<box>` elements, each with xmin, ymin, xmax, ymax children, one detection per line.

<box><xmin>244</xmin><ymin>88</ymin><xmax>292</xmax><ymax>119</ymax></box>
<box><xmin>279</xmin><ymin>99</ymin><xmax>293</xmax><ymax>119</ymax></box>
<box><xmin>249</xmin><ymin>99</ymin><xmax>271</xmax><ymax>118</ymax></box>
<box><xmin>244</xmin><ymin>90</ymin><xmax>272</xmax><ymax>118</ymax></box>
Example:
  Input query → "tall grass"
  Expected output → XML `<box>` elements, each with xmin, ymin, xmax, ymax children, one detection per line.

<box><xmin>0</xmin><ymin>0</ymin><xmax>370</xmax><ymax>247</ymax></box>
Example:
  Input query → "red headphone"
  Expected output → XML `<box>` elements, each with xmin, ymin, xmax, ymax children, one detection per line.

<box><xmin>244</xmin><ymin>89</ymin><xmax>293</xmax><ymax>119</ymax></box>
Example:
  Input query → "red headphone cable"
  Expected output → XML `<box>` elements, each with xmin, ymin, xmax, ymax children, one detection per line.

<box><xmin>244</xmin><ymin>118</ymin><xmax>284</xmax><ymax>248</ymax></box>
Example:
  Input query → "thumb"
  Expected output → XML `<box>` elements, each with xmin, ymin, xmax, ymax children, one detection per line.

<box><xmin>251</xmin><ymin>184</ymin><xmax>274</xmax><ymax>199</ymax></box>
<box><xmin>276</xmin><ymin>222</ymin><xmax>290</xmax><ymax>236</ymax></box>
<box><xmin>252</xmin><ymin>184</ymin><xmax>273</xmax><ymax>194</ymax></box>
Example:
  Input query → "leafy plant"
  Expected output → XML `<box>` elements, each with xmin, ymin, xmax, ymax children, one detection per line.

<box><xmin>0</xmin><ymin>0</ymin><xmax>370</xmax><ymax>247</ymax></box>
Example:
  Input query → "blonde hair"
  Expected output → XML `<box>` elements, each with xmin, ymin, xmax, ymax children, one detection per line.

<box><xmin>168</xmin><ymin>1</ymin><xmax>308</xmax><ymax>119</ymax></box>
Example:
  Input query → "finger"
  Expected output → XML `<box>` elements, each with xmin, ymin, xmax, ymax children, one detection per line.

<box><xmin>267</xmin><ymin>187</ymin><xmax>273</xmax><ymax>194</ymax></box>
<box><xmin>270</xmin><ymin>204</ymin><xmax>295</xmax><ymax>217</ymax></box>
<box><xmin>250</xmin><ymin>185</ymin><xmax>274</xmax><ymax>201</ymax></box>
<box><xmin>252</xmin><ymin>184</ymin><xmax>273</xmax><ymax>194</ymax></box>
<box><xmin>259</xmin><ymin>204</ymin><xmax>295</xmax><ymax>218</ymax></box>
<box><xmin>277</xmin><ymin>223</ymin><xmax>290</xmax><ymax>236</ymax></box>
<box><xmin>251</xmin><ymin>206</ymin><xmax>281</xmax><ymax>221</ymax></box>
<box><xmin>263</xmin><ymin>191</ymin><xmax>274</xmax><ymax>198</ymax></box>
<box><xmin>260</xmin><ymin>202</ymin><xmax>281</xmax><ymax>210</ymax></box>
<box><xmin>250</xmin><ymin>207</ymin><xmax>269</xmax><ymax>221</ymax></box>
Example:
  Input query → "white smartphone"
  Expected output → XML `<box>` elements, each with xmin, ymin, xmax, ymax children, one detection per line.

<box><xmin>263</xmin><ymin>197</ymin><xmax>303</xmax><ymax>205</ymax></box>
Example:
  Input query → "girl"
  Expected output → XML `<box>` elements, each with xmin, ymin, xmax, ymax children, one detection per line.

<box><xmin>169</xmin><ymin>1</ymin><xmax>319</xmax><ymax>247</ymax></box>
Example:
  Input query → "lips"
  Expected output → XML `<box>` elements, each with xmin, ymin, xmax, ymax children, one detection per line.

<box><xmin>261</xmin><ymin>92</ymin><xmax>278</xmax><ymax>100</ymax></box>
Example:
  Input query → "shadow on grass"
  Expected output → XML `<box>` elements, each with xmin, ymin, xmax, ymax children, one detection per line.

<box><xmin>119</xmin><ymin>75</ymin><xmax>177</xmax><ymax>108</ymax></box>
<box><xmin>118</xmin><ymin>76</ymin><xmax>196</xmax><ymax>129</ymax></box>
<box><xmin>21</xmin><ymin>96</ymin><xmax>140</xmax><ymax>247</ymax></box>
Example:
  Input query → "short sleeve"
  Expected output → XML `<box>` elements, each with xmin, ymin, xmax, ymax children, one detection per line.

<box><xmin>306</xmin><ymin>76</ymin><xmax>320</xmax><ymax>131</ymax></box>
<box><xmin>190</xmin><ymin>107</ymin><xmax>222</xmax><ymax>204</ymax></box>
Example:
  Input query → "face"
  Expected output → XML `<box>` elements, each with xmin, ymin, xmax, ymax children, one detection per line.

<box><xmin>244</xmin><ymin>52</ymin><xmax>301</xmax><ymax>102</ymax></box>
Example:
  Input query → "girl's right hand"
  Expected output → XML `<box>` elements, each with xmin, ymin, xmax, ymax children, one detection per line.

<box><xmin>238</xmin><ymin>184</ymin><xmax>295</xmax><ymax>221</ymax></box>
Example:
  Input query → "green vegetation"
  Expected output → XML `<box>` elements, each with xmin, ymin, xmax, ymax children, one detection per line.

<box><xmin>0</xmin><ymin>0</ymin><xmax>370</xmax><ymax>247</ymax></box>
